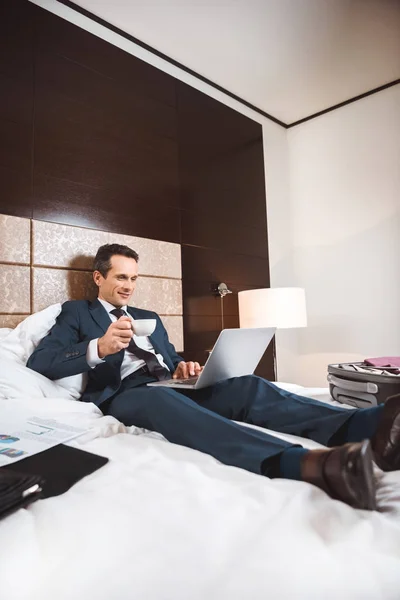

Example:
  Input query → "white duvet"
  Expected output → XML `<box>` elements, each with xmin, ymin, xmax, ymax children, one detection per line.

<box><xmin>1</xmin><ymin>388</ymin><xmax>400</xmax><ymax>600</ymax></box>
<box><xmin>1</xmin><ymin>311</ymin><xmax>400</xmax><ymax>600</ymax></box>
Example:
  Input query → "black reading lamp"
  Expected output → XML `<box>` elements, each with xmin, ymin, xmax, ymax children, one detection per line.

<box><xmin>216</xmin><ymin>282</ymin><xmax>232</xmax><ymax>329</ymax></box>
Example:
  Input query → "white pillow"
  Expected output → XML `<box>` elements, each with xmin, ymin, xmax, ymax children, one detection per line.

<box><xmin>0</xmin><ymin>358</ymin><xmax>74</xmax><ymax>400</ymax></box>
<box><xmin>0</xmin><ymin>304</ymin><xmax>62</xmax><ymax>365</ymax></box>
<box><xmin>0</xmin><ymin>328</ymin><xmax>12</xmax><ymax>341</ymax></box>
<box><xmin>55</xmin><ymin>372</ymin><xmax>87</xmax><ymax>401</ymax></box>
<box><xmin>0</xmin><ymin>304</ymin><xmax>86</xmax><ymax>400</ymax></box>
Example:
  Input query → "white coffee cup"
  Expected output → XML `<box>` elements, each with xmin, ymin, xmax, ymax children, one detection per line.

<box><xmin>132</xmin><ymin>319</ymin><xmax>156</xmax><ymax>337</ymax></box>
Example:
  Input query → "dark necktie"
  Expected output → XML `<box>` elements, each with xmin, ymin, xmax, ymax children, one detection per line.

<box><xmin>110</xmin><ymin>308</ymin><xmax>170</xmax><ymax>381</ymax></box>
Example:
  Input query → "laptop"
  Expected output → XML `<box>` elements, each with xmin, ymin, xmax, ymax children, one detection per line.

<box><xmin>147</xmin><ymin>327</ymin><xmax>276</xmax><ymax>390</ymax></box>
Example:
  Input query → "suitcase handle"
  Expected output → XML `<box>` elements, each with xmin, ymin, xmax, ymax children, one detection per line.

<box><xmin>331</xmin><ymin>387</ymin><xmax>377</xmax><ymax>408</ymax></box>
<box><xmin>327</xmin><ymin>374</ymin><xmax>378</xmax><ymax>394</ymax></box>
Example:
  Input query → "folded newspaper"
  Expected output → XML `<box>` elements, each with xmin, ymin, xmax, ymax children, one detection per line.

<box><xmin>0</xmin><ymin>405</ymin><xmax>88</xmax><ymax>467</ymax></box>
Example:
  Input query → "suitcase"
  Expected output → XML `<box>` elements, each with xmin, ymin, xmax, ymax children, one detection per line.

<box><xmin>327</xmin><ymin>362</ymin><xmax>400</xmax><ymax>408</ymax></box>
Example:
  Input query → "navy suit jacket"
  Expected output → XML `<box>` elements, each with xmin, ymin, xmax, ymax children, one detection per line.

<box><xmin>27</xmin><ymin>299</ymin><xmax>184</xmax><ymax>408</ymax></box>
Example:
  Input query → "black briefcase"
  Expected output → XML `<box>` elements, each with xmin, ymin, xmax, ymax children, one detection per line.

<box><xmin>0</xmin><ymin>444</ymin><xmax>109</xmax><ymax>520</ymax></box>
<box><xmin>2</xmin><ymin>444</ymin><xmax>109</xmax><ymax>500</ymax></box>
<box><xmin>328</xmin><ymin>362</ymin><xmax>400</xmax><ymax>408</ymax></box>
<box><xmin>0</xmin><ymin>469</ymin><xmax>43</xmax><ymax>520</ymax></box>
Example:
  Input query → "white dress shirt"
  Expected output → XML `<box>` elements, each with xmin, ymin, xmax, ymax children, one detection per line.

<box><xmin>86</xmin><ymin>298</ymin><xmax>170</xmax><ymax>380</ymax></box>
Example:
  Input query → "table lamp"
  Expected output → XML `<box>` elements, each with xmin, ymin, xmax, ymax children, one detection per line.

<box><xmin>238</xmin><ymin>287</ymin><xmax>307</xmax><ymax>378</ymax></box>
<box><xmin>238</xmin><ymin>287</ymin><xmax>307</xmax><ymax>329</ymax></box>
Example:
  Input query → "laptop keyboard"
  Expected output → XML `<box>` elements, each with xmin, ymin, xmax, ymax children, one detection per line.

<box><xmin>174</xmin><ymin>377</ymin><xmax>199</xmax><ymax>385</ymax></box>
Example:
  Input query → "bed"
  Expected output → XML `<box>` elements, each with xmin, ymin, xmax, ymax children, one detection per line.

<box><xmin>1</xmin><ymin>307</ymin><xmax>400</xmax><ymax>600</ymax></box>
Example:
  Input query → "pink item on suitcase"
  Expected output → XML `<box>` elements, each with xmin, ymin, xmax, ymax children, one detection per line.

<box><xmin>365</xmin><ymin>357</ymin><xmax>400</xmax><ymax>369</ymax></box>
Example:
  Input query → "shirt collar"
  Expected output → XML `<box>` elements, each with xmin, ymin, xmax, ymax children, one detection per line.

<box><xmin>98</xmin><ymin>298</ymin><xmax>128</xmax><ymax>315</ymax></box>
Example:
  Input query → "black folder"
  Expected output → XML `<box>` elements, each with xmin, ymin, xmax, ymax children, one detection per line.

<box><xmin>1</xmin><ymin>444</ymin><xmax>109</xmax><ymax>518</ymax></box>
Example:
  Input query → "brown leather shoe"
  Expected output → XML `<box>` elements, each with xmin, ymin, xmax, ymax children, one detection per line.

<box><xmin>371</xmin><ymin>394</ymin><xmax>400</xmax><ymax>472</ymax></box>
<box><xmin>300</xmin><ymin>440</ymin><xmax>376</xmax><ymax>510</ymax></box>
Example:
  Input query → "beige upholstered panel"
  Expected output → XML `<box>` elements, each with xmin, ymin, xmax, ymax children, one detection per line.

<box><xmin>160</xmin><ymin>316</ymin><xmax>184</xmax><ymax>353</ymax></box>
<box><xmin>129</xmin><ymin>277</ymin><xmax>182</xmax><ymax>315</ymax></box>
<box><xmin>0</xmin><ymin>265</ymin><xmax>30</xmax><ymax>313</ymax></box>
<box><xmin>0</xmin><ymin>315</ymin><xmax>27</xmax><ymax>328</ymax></box>
<box><xmin>32</xmin><ymin>221</ymin><xmax>181</xmax><ymax>278</ymax></box>
<box><xmin>0</xmin><ymin>214</ymin><xmax>183</xmax><ymax>350</ymax></box>
<box><xmin>32</xmin><ymin>222</ymin><xmax>109</xmax><ymax>270</ymax></box>
<box><xmin>108</xmin><ymin>232</ymin><xmax>181</xmax><ymax>279</ymax></box>
<box><xmin>0</xmin><ymin>215</ymin><xmax>30</xmax><ymax>264</ymax></box>
<box><xmin>33</xmin><ymin>269</ymin><xmax>182</xmax><ymax>316</ymax></box>
<box><xmin>32</xmin><ymin>268</ymin><xmax>97</xmax><ymax>313</ymax></box>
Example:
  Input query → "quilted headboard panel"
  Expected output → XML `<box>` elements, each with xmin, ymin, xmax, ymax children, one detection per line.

<box><xmin>0</xmin><ymin>214</ymin><xmax>183</xmax><ymax>351</ymax></box>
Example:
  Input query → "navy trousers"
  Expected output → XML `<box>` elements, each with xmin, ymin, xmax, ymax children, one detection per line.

<box><xmin>106</xmin><ymin>375</ymin><xmax>356</xmax><ymax>475</ymax></box>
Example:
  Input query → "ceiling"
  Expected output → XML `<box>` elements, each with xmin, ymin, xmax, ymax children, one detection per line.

<box><xmin>68</xmin><ymin>0</ymin><xmax>400</xmax><ymax>124</ymax></box>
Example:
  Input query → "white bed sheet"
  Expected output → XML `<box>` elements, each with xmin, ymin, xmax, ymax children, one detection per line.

<box><xmin>1</xmin><ymin>387</ymin><xmax>400</xmax><ymax>600</ymax></box>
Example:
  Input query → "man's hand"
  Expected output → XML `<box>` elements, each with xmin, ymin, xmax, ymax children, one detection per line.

<box><xmin>173</xmin><ymin>361</ymin><xmax>203</xmax><ymax>379</ymax></box>
<box><xmin>98</xmin><ymin>317</ymin><xmax>133</xmax><ymax>358</ymax></box>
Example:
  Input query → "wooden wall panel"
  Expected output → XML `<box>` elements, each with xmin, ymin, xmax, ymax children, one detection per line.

<box><xmin>0</xmin><ymin>0</ymin><xmax>34</xmax><ymax>80</ymax></box>
<box><xmin>0</xmin><ymin>73</ymin><xmax>33</xmax><ymax>126</ymax></box>
<box><xmin>181</xmin><ymin>211</ymin><xmax>269</xmax><ymax>258</ymax></box>
<box><xmin>0</xmin><ymin>166</ymin><xmax>32</xmax><ymax>218</ymax></box>
<box><xmin>34</xmin><ymin>51</ymin><xmax>177</xmax><ymax>140</ymax></box>
<box><xmin>177</xmin><ymin>82</ymin><xmax>273</xmax><ymax>379</ymax></box>
<box><xmin>181</xmin><ymin>246</ymin><xmax>269</xmax><ymax>287</ymax></box>
<box><xmin>0</xmin><ymin>0</ymin><xmax>34</xmax><ymax>219</ymax></box>
<box><xmin>31</xmin><ymin>1</ymin><xmax>180</xmax><ymax>243</ymax></box>
<box><xmin>34</xmin><ymin>6</ymin><xmax>176</xmax><ymax>107</ymax></box>
<box><xmin>0</xmin><ymin>0</ymin><xmax>274</xmax><ymax>380</ymax></box>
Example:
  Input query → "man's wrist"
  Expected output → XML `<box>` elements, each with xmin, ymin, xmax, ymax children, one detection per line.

<box><xmin>86</xmin><ymin>338</ymin><xmax>105</xmax><ymax>368</ymax></box>
<box><xmin>97</xmin><ymin>338</ymin><xmax>106</xmax><ymax>359</ymax></box>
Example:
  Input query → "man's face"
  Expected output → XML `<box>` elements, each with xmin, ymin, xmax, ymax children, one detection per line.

<box><xmin>93</xmin><ymin>254</ymin><xmax>139</xmax><ymax>307</ymax></box>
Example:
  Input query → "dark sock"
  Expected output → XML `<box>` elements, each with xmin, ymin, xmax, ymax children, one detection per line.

<box><xmin>330</xmin><ymin>405</ymin><xmax>384</xmax><ymax>445</ymax></box>
<box><xmin>262</xmin><ymin>447</ymin><xmax>309</xmax><ymax>481</ymax></box>
<box><xmin>279</xmin><ymin>447</ymin><xmax>310</xmax><ymax>480</ymax></box>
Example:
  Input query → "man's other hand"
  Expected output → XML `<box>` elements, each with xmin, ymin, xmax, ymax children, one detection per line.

<box><xmin>98</xmin><ymin>317</ymin><xmax>133</xmax><ymax>358</ymax></box>
<box><xmin>173</xmin><ymin>361</ymin><xmax>203</xmax><ymax>379</ymax></box>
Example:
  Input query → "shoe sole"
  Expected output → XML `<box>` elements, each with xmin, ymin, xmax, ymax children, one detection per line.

<box><xmin>358</xmin><ymin>439</ymin><xmax>377</xmax><ymax>511</ymax></box>
<box><xmin>372</xmin><ymin>395</ymin><xmax>400</xmax><ymax>472</ymax></box>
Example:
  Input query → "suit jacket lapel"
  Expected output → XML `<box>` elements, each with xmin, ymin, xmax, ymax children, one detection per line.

<box><xmin>89</xmin><ymin>298</ymin><xmax>112</xmax><ymax>334</ymax></box>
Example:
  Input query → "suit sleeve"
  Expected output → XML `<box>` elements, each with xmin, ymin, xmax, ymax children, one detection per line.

<box><xmin>26</xmin><ymin>302</ymin><xmax>93</xmax><ymax>380</ymax></box>
<box><xmin>155</xmin><ymin>314</ymin><xmax>184</xmax><ymax>369</ymax></box>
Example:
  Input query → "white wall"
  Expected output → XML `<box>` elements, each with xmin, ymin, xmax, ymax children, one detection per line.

<box><xmin>281</xmin><ymin>85</ymin><xmax>400</xmax><ymax>386</ymax></box>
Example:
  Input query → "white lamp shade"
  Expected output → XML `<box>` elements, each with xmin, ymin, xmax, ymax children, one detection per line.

<box><xmin>238</xmin><ymin>287</ymin><xmax>307</xmax><ymax>329</ymax></box>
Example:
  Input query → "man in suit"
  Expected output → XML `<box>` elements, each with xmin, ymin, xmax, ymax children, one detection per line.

<box><xmin>27</xmin><ymin>244</ymin><xmax>400</xmax><ymax>511</ymax></box>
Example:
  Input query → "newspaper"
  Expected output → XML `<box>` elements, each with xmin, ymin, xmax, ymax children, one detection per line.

<box><xmin>0</xmin><ymin>412</ymin><xmax>88</xmax><ymax>467</ymax></box>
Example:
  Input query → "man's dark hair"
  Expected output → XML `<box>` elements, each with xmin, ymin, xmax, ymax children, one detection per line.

<box><xmin>94</xmin><ymin>244</ymin><xmax>139</xmax><ymax>277</ymax></box>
